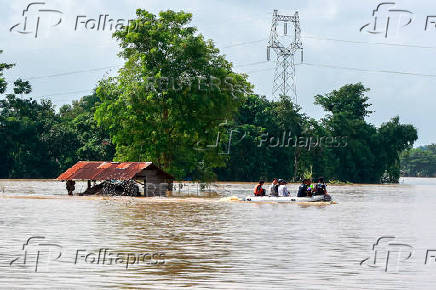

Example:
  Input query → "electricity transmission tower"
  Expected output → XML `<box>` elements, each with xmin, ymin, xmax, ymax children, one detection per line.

<box><xmin>267</xmin><ymin>10</ymin><xmax>303</xmax><ymax>102</ymax></box>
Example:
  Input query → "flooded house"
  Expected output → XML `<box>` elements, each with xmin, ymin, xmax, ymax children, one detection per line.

<box><xmin>57</xmin><ymin>161</ymin><xmax>174</xmax><ymax>196</ymax></box>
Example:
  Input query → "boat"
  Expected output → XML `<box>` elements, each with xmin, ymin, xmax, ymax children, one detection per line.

<box><xmin>243</xmin><ymin>195</ymin><xmax>332</xmax><ymax>203</ymax></box>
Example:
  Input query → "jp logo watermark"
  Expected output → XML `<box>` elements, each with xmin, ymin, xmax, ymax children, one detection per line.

<box><xmin>360</xmin><ymin>2</ymin><xmax>413</xmax><ymax>38</ymax></box>
<box><xmin>360</xmin><ymin>235</ymin><xmax>436</xmax><ymax>273</ymax></box>
<box><xmin>9</xmin><ymin>236</ymin><xmax>64</xmax><ymax>272</ymax></box>
<box><xmin>360</xmin><ymin>236</ymin><xmax>414</xmax><ymax>272</ymax></box>
<box><xmin>9</xmin><ymin>236</ymin><xmax>165</xmax><ymax>272</ymax></box>
<box><xmin>194</xmin><ymin>120</ymin><xmax>247</xmax><ymax>155</ymax></box>
<box><xmin>360</xmin><ymin>2</ymin><xmax>436</xmax><ymax>38</ymax></box>
<box><xmin>10</xmin><ymin>2</ymin><xmax>63</xmax><ymax>38</ymax></box>
<box><xmin>10</xmin><ymin>2</ymin><xmax>144</xmax><ymax>38</ymax></box>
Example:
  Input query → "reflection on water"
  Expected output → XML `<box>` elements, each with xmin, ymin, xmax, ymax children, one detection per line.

<box><xmin>1</xmin><ymin>178</ymin><xmax>436</xmax><ymax>289</ymax></box>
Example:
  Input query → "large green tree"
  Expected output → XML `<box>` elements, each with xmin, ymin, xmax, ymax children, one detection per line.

<box><xmin>315</xmin><ymin>83</ymin><xmax>417</xmax><ymax>183</ymax></box>
<box><xmin>377</xmin><ymin>116</ymin><xmax>417</xmax><ymax>182</ymax></box>
<box><xmin>95</xmin><ymin>10</ymin><xmax>251</xmax><ymax>180</ymax></box>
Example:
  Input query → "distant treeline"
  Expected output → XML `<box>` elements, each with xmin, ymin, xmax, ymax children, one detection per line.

<box><xmin>0</xmin><ymin>9</ymin><xmax>419</xmax><ymax>183</ymax></box>
<box><xmin>401</xmin><ymin>145</ymin><xmax>436</xmax><ymax>177</ymax></box>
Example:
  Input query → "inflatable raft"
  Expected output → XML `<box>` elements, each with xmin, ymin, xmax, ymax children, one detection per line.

<box><xmin>243</xmin><ymin>195</ymin><xmax>332</xmax><ymax>203</ymax></box>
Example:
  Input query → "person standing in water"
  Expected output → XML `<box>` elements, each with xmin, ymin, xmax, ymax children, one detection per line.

<box><xmin>66</xmin><ymin>180</ymin><xmax>75</xmax><ymax>196</ymax></box>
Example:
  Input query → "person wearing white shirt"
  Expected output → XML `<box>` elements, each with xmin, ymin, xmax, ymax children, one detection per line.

<box><xmin>277</xmin><ymin>179</ymin><xmax>290</xmax><ymax>197</ymax></box>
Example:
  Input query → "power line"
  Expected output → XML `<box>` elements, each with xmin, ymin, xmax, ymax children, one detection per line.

<box><xmin>24</xmin><ymin>60</ymin><xmax>268</xmax><ymax>82</ymax></box>
<box><xmin>301</xmin><ymin>62</ymin><xmax>436</xmax><ymax>78</ymax></box>
<box><xmin>26</xmin><ymin>65</ymin><xmax>121</xmax><ymax>80</ymax></box>
<box><xmin>245</xmin><ymin>67</ymin><xmax>274</xmax><ymax>74</ymax></box>
<box><xmin>32</xmin><ymin>61</ymin><xmax>436</xmax><ymax>100</ymax></box>
<box><xmin>22</xmin><ymin>34</ymin><xmax>436</xmax><ymax>99</ymax></box>
<box><xmin>221</xmin><ymin>38</ymin><xmax>267</xmax><ymax>49</ymax></box>
<box><xmin>245</xmin><ymin>63</ymin><xmax>303</xmax><ymax>74</ymax></box>
<box><xmin>22</xmin><ymin>35</ymin><xmax>436</xmax><ymax>81</ymax></box>
<box><xmin>221</xmin><ymin>34</ymin><xmax>436</xmax><ymax>51</ymax></box>
<box><xmin>234</xmin><ymin>60</ymin><xmax>269</xmax><ymax>68</ymax></box>
<box><xmin>34</xmin><ymin>89</ymin><xmax>94</xmax><ymax>99</ymax></box>
<box><xmin>302</xmin><ymin>34</ymin><xmax>436</xmax><ymax>50</ymax></box>
<box><xmin>245</xmin><ymin>61</ymin><xmax>436</xmax><ymax>78</ymax></box>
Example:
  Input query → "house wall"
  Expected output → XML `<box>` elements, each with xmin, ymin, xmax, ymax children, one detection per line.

<box><xmin>136</xmin><ymin>169</ymin><xmax>173</xmax><ymax>197</ymax></box>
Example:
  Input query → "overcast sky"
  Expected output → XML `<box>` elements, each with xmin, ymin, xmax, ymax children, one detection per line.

<box><xmin>1</xmin><ymin>0</ymin><xmax>435</xmax><ymax>146</ymax></box>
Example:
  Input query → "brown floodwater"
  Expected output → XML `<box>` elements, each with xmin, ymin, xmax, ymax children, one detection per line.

<box><xmin>1</xmin><ymin>178</ymin><xmax>436</xmax><ymax>289</ymax></box>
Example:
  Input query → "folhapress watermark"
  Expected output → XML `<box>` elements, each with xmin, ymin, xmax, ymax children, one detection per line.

<box><xmin>9</xmin><ymin>236</ymin><xmax>165</xmax><ymax>272</ymax></box>
<box><xmin>10</xmin><ymin>2</ymin><xmax>145</xmax><ymax>38</ymax></box>
<box><xmin>258</xmin><ymin>131</ymin><xmax>348</xmax><ymax>151</ymax></box>
<box><xmin>194</xmin><ymin>124</ymin><xmax>348</xmax><ymax>155</ymax></box>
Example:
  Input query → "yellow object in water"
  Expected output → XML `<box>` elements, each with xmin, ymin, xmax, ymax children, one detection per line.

<box><xmin>219</xmin><ymin>196</ymin><xmax>241</xmax><ymax>202</ymax></box>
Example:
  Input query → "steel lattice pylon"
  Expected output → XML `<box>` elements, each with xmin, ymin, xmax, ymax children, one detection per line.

<box><xmin>267</xmin><ymin>10</ymin><xmax>303</xmax><ymax>102</ymax></box>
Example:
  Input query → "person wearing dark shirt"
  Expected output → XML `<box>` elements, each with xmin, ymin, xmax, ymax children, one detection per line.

<box><xmin>315</xmin><ymin>177</ymin><xmax>331</xmax><ymax>200</ymax></box>
<box><xmin>314</xmin><ymin>177</ymin><xmax>327</xmax><ymax>195</ymax></box>
<box><xmin>297</xmin><ymin>179</ymin><xmax>311</xmax><ymax>197</ymax></box>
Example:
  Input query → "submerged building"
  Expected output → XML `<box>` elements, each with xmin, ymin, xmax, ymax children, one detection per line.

<box><xmin>57</xmin><ymin>161</ymin><xmax>174</xmax><ymax>196</ymax></box>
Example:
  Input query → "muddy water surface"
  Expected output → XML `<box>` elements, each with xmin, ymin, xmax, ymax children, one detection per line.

<box><xmin>0</xmin><ymin>178</ymin><xmax>436</xmax><ymax>289</ymax></box>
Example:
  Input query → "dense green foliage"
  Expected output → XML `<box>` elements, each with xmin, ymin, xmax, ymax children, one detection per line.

<box><xmin>0</xmin><ymin>50</ymin><xmax>114</xmax><ymax>178</ymax></box>
<box><xmin>0</xmin><ymin>10</ymin><xmax>421</xmax><ymax>183</ymax></box>
<box><xmin>314</xmin><ymin>84</ymin><xmax>417</xmax><ymax>183</ymax></box>
<box><xmin>95</xmin><ymin>10</ymin><xmax>251</xmax><ymax>180</ymax></box>
<box><xmin>401</xmin><ymin>144</ymin><xmax>436</xmax><ymax>177</ymax></box>
<box><xmin>0</xmin><ymin>91</ymin><xmax>115</xmax><ymax>178</ymax></box>
<box><xmin>215</xmin><ymin>85</ymin><xmax>417</xmax><ymax>183</ymax></box>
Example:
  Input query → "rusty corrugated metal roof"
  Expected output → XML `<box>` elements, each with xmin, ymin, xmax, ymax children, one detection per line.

<box><xmin>57</xmin><ymin>161</ymin><xmax>174</xmax><ymax>181</ymax></box>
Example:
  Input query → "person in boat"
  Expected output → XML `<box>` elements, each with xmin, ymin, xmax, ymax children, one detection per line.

<box><xmin>278</xmin><ymin>179</ymin><xmax>290</xmax><ymax>197</ymax></box>
<box><xmin>269</xmin><ymin>178</ymin><xmax>279</xmax><ymax>197</ymax></box>
<box><xmin>254</xmin><ymin>180</ymin><xmax>266</xmax><ymax>196</ymax></box>
<box><xmin>314</xmin><ymin>177</ymin><xmax>330</xmax><ymax>198</ymax></box>
<box><xmin>297</xmin><ymin>179</ymin><xmax>312</xmax><ymax>197</ymax></box>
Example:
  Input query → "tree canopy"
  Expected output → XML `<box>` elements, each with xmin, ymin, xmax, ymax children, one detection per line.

<box><xmin>401</xmin><ymin>144</ymin><xmax>436</xmax><ymax>177</ymax></box>
<box><xmin>0</xmin><ymin>10</ymin><xmax>421</xmax><ymax>183</ymax></box>
<box><xmin>95</xmin><ymin>9</ymin><xmax>251</xmax><ymax>180</ymax></box>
